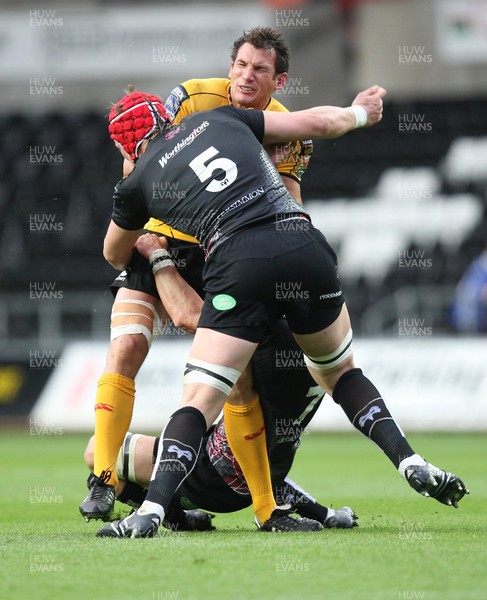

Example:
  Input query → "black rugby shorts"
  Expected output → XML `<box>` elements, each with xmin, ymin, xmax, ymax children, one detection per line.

<box><xmin>199</xmin><ymin>221</ymin><xmax>344</xmax><ymax>343</ymax></box>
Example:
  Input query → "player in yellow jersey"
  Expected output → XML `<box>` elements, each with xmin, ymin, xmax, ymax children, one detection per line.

<box><xmin>80</xmin><ymin>27</ymin><xmax>373</xmax><ymax>531</ymax></box>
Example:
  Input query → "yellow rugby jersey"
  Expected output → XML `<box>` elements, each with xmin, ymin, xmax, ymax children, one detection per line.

<box><xmin>145</xmin><ymin>77</ymin><xmax>312</xmax><ymax>239</ymax></box>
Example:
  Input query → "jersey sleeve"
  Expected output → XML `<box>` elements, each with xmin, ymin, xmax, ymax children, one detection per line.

<box><xmin>164</xmin><ymin>78</ymin><xmax>231</xmax><ymax>126</ymax></box>
<box><xmin>164</xmin><ymin>84</ymin><xmax>190</xmax><ymax>124</ymax></box>
<box><xmin>215</xmin><ymin>106</ymin><xmax>265</xmax><ymax>143</ymax></box>
<box><xmin>111</xmin><ymin>171</ymin><xmax>149</xmax><ymax>231</ymax></box>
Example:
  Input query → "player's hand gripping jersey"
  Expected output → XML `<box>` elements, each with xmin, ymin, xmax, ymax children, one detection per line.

<box><xmin>144</xmin><ymin>78</ymin><xmax>313</xmax><ymax>240</ymax></box>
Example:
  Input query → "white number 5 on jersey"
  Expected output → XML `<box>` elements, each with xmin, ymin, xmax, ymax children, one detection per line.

<box><xmin>189</xmin><ymin>146</ymin><xmax>238</xmax><ymax>192</ymax></box>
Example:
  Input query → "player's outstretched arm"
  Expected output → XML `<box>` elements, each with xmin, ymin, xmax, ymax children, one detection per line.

<box><xmin>262</xmin><ymin>85</ymin><xmax>386</xmax><ymax>144</ymax></box>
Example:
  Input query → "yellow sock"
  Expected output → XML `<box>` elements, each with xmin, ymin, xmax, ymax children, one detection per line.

<box><xmin>224</xmin><ymin>395</ymin><xmax>276</xmax><ymax>524</ymax></box>
<box><xmin>94</xmin><ymin>373</ymin><xmax>135</xmax><ymax>486</ymax></box>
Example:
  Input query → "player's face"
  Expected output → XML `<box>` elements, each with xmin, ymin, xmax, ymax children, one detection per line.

<box><xmin>229</xmin><ymin>43</ymin><xmax>288</xmax><ymax>110</ymax></box>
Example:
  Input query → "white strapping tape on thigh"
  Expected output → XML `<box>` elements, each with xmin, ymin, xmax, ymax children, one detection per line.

<box><xmin>111</xmin><ymin>299</ymin><xmax>159</xmax><ymax>321</ymax></box>
<box><xmin>115</xmin><ymin>432</ymin><xmax>142</xmax><ymax>484</ymax></box>
<box><xmin>304</xmin><ymin>329</ymin><xmax>353</xmax><ymax>371</ymax></box>
<box><xmin>183</xmin><ymin>358</ymin><xmax>241</xmax><ymax>396</ymax></box>
<box><xmin>110</xmin><ymin>299</ymin><xmax>160</xmax><ymax>347</ymax></box>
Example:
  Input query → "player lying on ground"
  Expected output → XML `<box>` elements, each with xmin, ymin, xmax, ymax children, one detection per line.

<box><xmin>92</xmin><ymin>235</ymin><xmax>467</xmax><ymax>537</ymax></box>
<box><xmin>103</xmin><ymin>86</ymin><xmax>469</xmax><ymax>537</ymax></box>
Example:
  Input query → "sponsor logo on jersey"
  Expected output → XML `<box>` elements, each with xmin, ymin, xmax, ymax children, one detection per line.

<box><xmin>215</xmin><ymin>187</ymin><xmax>265</xmax><ymax>222</ymax></box>
<box><xmin>165</xmin><ymin>125</ymin><xmax>181</xmax><ymax>141</ymax></box>
<box><xmin>212</xmin><ymin>294</ymin><xmax>236</xmax><ymax>311</ymax></box>
<box><xmin>167</xmin><ymin>444</ymin><xmax>193</xmax><ymax>461</ymax></box>
<box><xmin>158</xmin><ymin>121</ymin><xmax>209</xmax><ymax>169</ymax></box>
<box><xmin>358</xmin><ymin>405</ymin><xmax>381</xmax><ymax>427</ymax></box>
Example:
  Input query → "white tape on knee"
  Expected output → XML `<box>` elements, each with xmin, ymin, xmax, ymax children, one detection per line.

<box><xmin>110</xmin><ymin>324</ymin><xmax>153</xmax><ymax>348</ymax></box>
<box><xmin>115</xmin><ymin>432</ymin><xmax>142</xmax><ymax>484</ymax></box>
<box><xmin>184</xmin><ymin>358</ymin><xmax>241</xmax><ymax>396</ymax></box>
<box><xmin>304</xmin><ymin>329</ymin><xmax>353</xmax><ymax>371</ymax></box>
<box><xmin>110</xmin><ymin>299</ymin><xmax>159</xmax><ymax>347</ymax></box>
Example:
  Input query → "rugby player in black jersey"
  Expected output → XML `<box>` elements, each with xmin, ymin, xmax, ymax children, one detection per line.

<box><xmin>101</xmin><ymin>87</ymin><xmax>468</xmax><ymax>537</ymax></box>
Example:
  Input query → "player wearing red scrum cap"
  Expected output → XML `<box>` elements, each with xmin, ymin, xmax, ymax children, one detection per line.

<box><xmin>107</xmin><ymin>88</ymin><xmax>169</xmax><ymax>162</ymax></box>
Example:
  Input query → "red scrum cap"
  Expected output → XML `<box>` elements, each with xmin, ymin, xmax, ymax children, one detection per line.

<box><xmin>108</xmin><ymin>86</ymin><xmax>170</xmax><ymax>161</ymax></box>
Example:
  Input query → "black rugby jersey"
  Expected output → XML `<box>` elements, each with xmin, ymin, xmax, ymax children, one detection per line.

<box><xmin>111</xmin><ymin>106</ymin><xmax>309</xmax><ymax>256</ymax></box>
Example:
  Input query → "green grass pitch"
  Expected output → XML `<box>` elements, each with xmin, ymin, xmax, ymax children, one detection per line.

<box><xmin>1</xmin><ymin>430</ymin><xmax>485</xmax><ymax>600</ymax></box>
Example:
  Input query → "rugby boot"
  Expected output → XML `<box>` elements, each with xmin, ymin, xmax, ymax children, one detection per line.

<box><xmin>79</xmin><ymin>469</ymin><xmax>115</xmax><ymax>522</ymax></box>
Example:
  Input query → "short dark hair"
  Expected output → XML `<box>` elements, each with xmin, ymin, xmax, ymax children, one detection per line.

<box><xmin>231</xmin><ymin>27</ymin><xmax>290</xmax><ymax>75</ymax></box>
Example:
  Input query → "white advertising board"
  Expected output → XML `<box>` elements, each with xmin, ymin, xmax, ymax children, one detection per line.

<box><xmin>30</xmin><ymin>337</ymin><xmax>487</xmax><ymax>432</ymax></box>
<box><xmin>437</xmin><ymin>0</ymin><xmax>487</xmax><ymax>64</ymax></box>
<box><xmin>0</xmin><ymin>6</ymin><xmax>271</xmax><ymax>80</ymax></box>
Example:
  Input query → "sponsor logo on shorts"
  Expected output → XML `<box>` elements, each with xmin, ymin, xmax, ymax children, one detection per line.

<box><xmin>115</xmin><ymin>270</ymin><xmax>128</xmax><ymax>281</ymax></box>
<box><xmin>319</xmin><ymin>291</ymin><xmax>342</xmax><ymax>300</ymax></box>
<box><xmin>212</xmin><ymin>294</ymin><xmax>236</xmax><ymax>311</ymax></box>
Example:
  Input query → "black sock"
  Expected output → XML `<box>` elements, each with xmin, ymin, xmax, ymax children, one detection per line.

<box><xmin>274</xmin><ymin>478</ymin><xmax>329</xmax><ymax>523</ymax></box>
<box><xmin>145</xmin><ymin>406</ymin><xmax>206</xmax><ymax>512</ymax></box>
<box><xmin>333</xmin><ymin>369</ymin><xmax>414</xmax><ymax>468</ymax></box>
<box><xmin>116</xmin><ymin>481</ymin><xmax>147</xmax><ymax>508</ymax></box>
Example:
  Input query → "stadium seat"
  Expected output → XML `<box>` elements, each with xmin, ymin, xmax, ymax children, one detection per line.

<box><xmin>375</xmin><ymin>167</ymin><xmax>441</xmax><ymax>202</ymax></box>
<box><xmin>442</xmin><ymin>137</ymin><xmax>487</xmax><ymax>185</ymax></box>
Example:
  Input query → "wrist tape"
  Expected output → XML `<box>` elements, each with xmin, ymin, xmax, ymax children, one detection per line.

<box><xmin>350</xmin><ymin>105</ymin><xmax>368</xmax><ymax>128</ymax></box>
<box><xmin>149</xmin><ymin>248</ymin><xmax>174</xmax><ymax>273</ymax></box>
